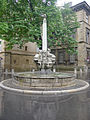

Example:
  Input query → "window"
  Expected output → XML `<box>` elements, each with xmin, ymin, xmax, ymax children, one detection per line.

<box><xmin>86</xmin><ymin>28</ymin><xmax>90</xmax><ymax>44</ymax></box>
<box><xmin>26</xmin><ymin>59</ymin><xmax>29</xmax><ymax>64</ymax></box>
<box><xmin>25</xmin><ymin>46</ymin><xmax>27</xmax><ymax>51</ymax></box>
<box><xmin>70</xmin><ymin>54</ymin><xmax>75</xmax><ymax>63</ymax></box>
<box><xmin>86</xmin><ymin>14</ymin><xmax>89</xmax><ymax>23</ymax></box>
<box><xmin>87</xmin><ymin>50</ymin><xmax>90</xmax><ymax>63</ymax></box>
<box><xmin>58</xmin><ymin>51</ymin><xmax>65</xmax><ymax>63</ymax></box>
<box><xmin>14</xmin><ymin>60</ymin><xmax>16</xmax><ymax>64</ymax></box>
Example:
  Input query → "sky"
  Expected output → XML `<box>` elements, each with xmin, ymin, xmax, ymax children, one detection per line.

<box><xmin>57</xmin><ymin>0</ymin><xmax>90</xmax><ymax>6</ymax></box>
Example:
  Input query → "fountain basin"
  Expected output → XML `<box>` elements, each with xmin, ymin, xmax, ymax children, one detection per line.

<box><xmin>0</xmin><ymin>72</ymin><xmax>89</xmax><ymax>95</ymax></box>
<box><xmin>13</xmin><ymin>72</ymin><xmax>76</xmax><ymax>87</ymax></box>
<box><xmin>0</xmin><ymin>79</ymin><xmax>89</xmax><ymax>95</ymax></box>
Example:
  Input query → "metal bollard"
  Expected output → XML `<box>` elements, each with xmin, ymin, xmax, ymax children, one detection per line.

<box><xmin>11</xmin><ymin>69</ymin><xmax>14</xmax><ymax>80</ymax></box>
<box><xmin>74</xmin><ymin>68</ymin><xmax>77</xmax><ymax>78</ymax></box>
<box><xmin>84</xmin><ymin>65</ymin><xmax>88</xmax><ymax>73</ymax></box>
<box><xmin>5</xmin><ymin>69</ymin><xmax>8</xmax><ymax>79</ymax></box>
<box><xmin>80</xmin><ymin>68</ymin><xmax>82</xmax><ymax>74</ymax></box>
<box><xmin>32</xmin><ymin>69</ymin><xmax>35</xmax><ymax>72</ymax></box>
<box><xmin>53</xmin><ymin>68</ymin><xmax>56</xmax><ymax>73</ymax></box>
<box><xmin>80</xmin><ymin>68</ymin><xmax>83</xmax><ymax>78</ymax></box>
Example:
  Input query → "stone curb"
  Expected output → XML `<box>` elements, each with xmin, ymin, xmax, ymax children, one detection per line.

<box><xmin>0</xmin><ymin>79</ymin><xmax>89</xmax><ymax>95</ymax></box>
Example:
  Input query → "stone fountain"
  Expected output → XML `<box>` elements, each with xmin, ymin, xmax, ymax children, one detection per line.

<box><xmin>34</xmin><ymin>14</ymin><xmax>56</xmax><ymax>71</ymax></box>
<box><xmin>0</xmin><ymin>14</ymin><xmax>89</xmax><ymax>95</ymax></box>
<box><xmin>0</xmin><ymin>13</ymin><xmax>89</xmax><ymax>120</ymax></box>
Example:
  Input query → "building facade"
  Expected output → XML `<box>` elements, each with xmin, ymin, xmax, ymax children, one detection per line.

<box><xmin>52</xmin><ymin>1</ymin><xmax>90</xmax><ymax>68</ymax></box>
<box><xmin>0</xmin><ymin>40</ymin><xmax>37</xmax><ymax>72</ymax></box>
<box><xmin>73</xmin><ymin>1</ymin><xmax>90</xmax><ymax>67</ymax></box>
<box><xmin>0</xmin><ymin>1</ymin><xmax>90</xmax><ymax>71</ymax></box>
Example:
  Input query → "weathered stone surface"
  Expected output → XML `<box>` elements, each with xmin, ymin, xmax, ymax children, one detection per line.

<box><xmin>34</xmin><ymin>49</ymin><xmax>56</xmax><ymax>70</ymax></box>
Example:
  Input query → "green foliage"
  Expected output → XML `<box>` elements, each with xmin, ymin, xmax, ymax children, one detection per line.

<box><xmin>0</xmin><ymin>0</ymin><xmax>7</xmax><ymax>17</ymax></box>
<box><xmin>59</xmin><ymin>3</ymin><xmax>80</xmax><ymax>54</ymax></box>
<box><xmin>0</xmin><ymin>0</ymin><xmax>79</xmax><ymax>54</ymax></box>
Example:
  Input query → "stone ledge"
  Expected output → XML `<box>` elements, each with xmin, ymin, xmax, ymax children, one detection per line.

<box><xmin>0</xmin><ymin>79</ymin><xmax>89</xmax><ymax>95</ymax></box>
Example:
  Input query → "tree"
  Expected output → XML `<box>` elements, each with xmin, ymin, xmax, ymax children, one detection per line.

<box><xmin>59</xmin><ymin>3</ymin><xmax>80</xmax><ymax>54</ymax></box>
<box><xmin>0</xmin><ymin>0</ymin><xmax>79</xmax><ymax>54</ymax></box>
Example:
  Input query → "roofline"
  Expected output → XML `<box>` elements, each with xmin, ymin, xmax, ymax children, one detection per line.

<box><xmin>71</xmin><ymin>1</ymin><xmax>90</xmax><ymax>14</ymax></box>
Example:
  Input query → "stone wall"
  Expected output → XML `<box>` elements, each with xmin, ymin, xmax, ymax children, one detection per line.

<box><xmin>76</xmin><ymin>8</ymin><xmax>90</xmax><ymax>67</ymax></box>
<box><xmin>12</xmin><ymin>42</ymin><xmax>37</xmax><ymax>52</ymax></box>
<box><xmin>52</xmin><ymin>6</ymin><xmax>90</xmax><ymax>68</ymax></box>
<box><xmin>0</xmin><ymin>41</ymin><xmax>37</xmax><ymax>72</ymax></box>
<box><xmin>76</xmin><ymin>10</ymin><xmax>84</xmax><ymax>22</ymax></box>
<box><xmin>11</xmin><ymin>52</ymin><xmax>36</xmax><ymax>72</ymax></box>
<box><xmin>78</xmin><ymin>43</ymin><xmax>87</xmax><ymax>66</ymax></box>
<box><xmin>0</xmin><ymin>51</ymin><xmax>37</xmax><ymax>72</ymax></box>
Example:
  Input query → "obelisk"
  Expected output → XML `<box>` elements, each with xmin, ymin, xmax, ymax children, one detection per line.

<box><xmin>42</xmin><ymin>14</ymin><xmax>47</xmax><ymax>52</ymax></box>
